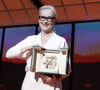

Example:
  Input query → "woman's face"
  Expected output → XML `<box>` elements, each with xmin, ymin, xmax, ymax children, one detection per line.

<box><xmin>39</xmin><ymin>9</ymin><xmax>56</xmax><ymax>33</ymax></box>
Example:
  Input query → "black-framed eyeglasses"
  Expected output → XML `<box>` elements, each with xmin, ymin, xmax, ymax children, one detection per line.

<box><xmin>39</xmin><ymin>16</ymin><xmax>56</xmax><ymax>22</ymax></box>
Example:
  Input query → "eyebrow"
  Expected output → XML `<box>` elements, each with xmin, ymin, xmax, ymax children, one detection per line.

<box><xmin>39</xmin><ymin>16</ymin><xmax>55</xmax><ymax>19</ymax></box>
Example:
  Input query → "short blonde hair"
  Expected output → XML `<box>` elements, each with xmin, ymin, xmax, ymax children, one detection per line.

<box><xmin>39</xmin><ymin>5</ymin><xmax>57</xmax><ymax>18</ymax></box>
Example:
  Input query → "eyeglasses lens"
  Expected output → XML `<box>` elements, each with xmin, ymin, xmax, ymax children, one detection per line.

<box><xmin>39</xmin><ymin>16</ymin><xmax>55</xmax><ymax>22</ymax></box>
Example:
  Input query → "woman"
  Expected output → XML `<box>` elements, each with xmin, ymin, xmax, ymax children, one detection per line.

<box><xmin>6</xmin><ymin>5</ymin><xmax>71</xmax><ymax>90</ymax></box>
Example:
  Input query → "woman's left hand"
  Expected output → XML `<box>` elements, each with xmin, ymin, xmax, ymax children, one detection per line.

<box><xmin>39</xmin><ymin>74</ymin><xmax>61</xmax><ymax>83</ymax></box>
<box><xmin>42</xmin><ymin>65</ymin><xmax>72</xmax><ymax>83</ymax></box>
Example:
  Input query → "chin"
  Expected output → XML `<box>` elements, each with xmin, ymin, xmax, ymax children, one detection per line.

<box><xmin>42</xmin><ymin>28</ymin><xmax>50</xmax><ymax>31</ymax></box>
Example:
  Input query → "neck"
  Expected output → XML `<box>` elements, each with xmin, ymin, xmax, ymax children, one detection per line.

<box><xmin>41</xmin><ymin>30</ymin><xmax>53</xmax><ymax>46</ymax></box>
<box><xmin>41</xmin><ymin>30</ymin><xmax>53</xmax><ymax>35</ymax></box>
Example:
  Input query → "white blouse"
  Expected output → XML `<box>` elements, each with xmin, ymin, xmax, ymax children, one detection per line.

<box><xmin>6</xmin><ymin>32</ymin><xmax>69</xmax><ymax>67</ymax></box>
<box><xmin>6</xmin><ymin>32</ymin><xmax>71</xmax><ymax>90</ymax></box>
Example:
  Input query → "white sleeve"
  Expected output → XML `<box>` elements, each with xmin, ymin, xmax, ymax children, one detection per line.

<box><xmin>6</xmin><ymin>36</ymin><xmax>32</xmax><ymax>59</ymax></box>
<box><xmin>62</xmin><ymin>38</ymin><xmax>71</xmax><ymax>65</ymax></box>
<box><xmin>62</xmin><ymin>38</ymin><xmax>72</xmax><ymax>77</ymax></box>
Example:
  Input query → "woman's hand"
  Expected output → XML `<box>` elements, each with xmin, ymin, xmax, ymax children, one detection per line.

<box><xmin>43</xmin><ymin>75</ymin><xmax>58</xmax><ymax>83</ymax></box>
<box><xmin>18</xmin><ymin>45</ymin><xmax>45</xmax><ymax>60</ymax></box>
<box><xmin>18</xmin><ymin>46</ymin><xmax>33</xmax><ymax>60</ymax></box>
<box><xmin>38</xmin><ymin>74</ymin><xmax>61</xmax><ymax>84</ymax></box>
<box><xmin>41</xmin><ymin>65</ymin><xmax>72</xmax><ymax>83</ymax></box>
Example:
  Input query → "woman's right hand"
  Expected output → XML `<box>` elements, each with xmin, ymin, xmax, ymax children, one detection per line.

<box><xmin>18</xmin><ymin>46</ymin><xmax>33</xmax><ymax>60</ymax></box>
<box><xmin>18</xmin><ymin>45</ymin><xmax>45</xmax><ymax>60</ymax></box>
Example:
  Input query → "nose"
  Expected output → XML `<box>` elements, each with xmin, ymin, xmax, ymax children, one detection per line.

<box><xmin>43</xmin><ymin>18</ymin><xmax>48</xmax><ymax>22</ymax></box>
<box><xmin>43</xmin><ymin>19</ymin><xmax>48</xmax><ymax>24</ymax></box>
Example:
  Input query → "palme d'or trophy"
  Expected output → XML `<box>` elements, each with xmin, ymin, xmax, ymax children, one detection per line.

<box><xmin>30</xmin><ymin>46</ymin><xmax>69</xmax><ymax>78</ymax></box>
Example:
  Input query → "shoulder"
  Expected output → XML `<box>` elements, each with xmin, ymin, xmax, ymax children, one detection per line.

<box><xmin>18</xmin><ymin>35</ymin><xmax>39</xmax><ymax>44</ymax></box>
<box><xmin>53</xmin><ymin>32</ymin><xmax>68</xmax><ymax>48</ymax></box>
<box><xmin>54</xmin><ymin>32</ymin><xmax>66</xmax><ymax>42</ymax></box>
<box><xmin>25</xmin><ymin>34</ymin><xmax>38</xmax><ymax>40</ymax></box>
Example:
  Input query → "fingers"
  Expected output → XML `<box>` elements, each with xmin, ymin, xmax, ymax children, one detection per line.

<box><xmin>33</xmin><ymin>46</ymin><xmax>45</xmax><ymax>51</ymax></box>
<box><xmin>26</xmin><ymin>50</ymin><xmax>32</xmax><ymax>58</ymax></box>
<box><xmin>21</xmin><ymin>45</ymin><xmax>45</xmax><ymax>54</ymax></box>
<box><xmin>18</xmin><ymin>45</ymin><xmax>46</xmax><ymax>59</ymax></box>
<box><xmin>43</xmin><ymin>76</ymin><xmax>53</xmax><ymax>83</ymax></box>
<box><xmin>52</xmin><ymin>75</ymin><xmax>60</xmax><ymax>81</ymax></box>
<box><xmin>44</xmin><ymin>75</ymin><xmax>59</xmax><ymax>83</ymax></box>
<box><xmin>20</xmin><ymin>46</ymin><xmax>33</xmax><ymax>55</ymax></box>
<box><xmin>25</xmin><ymin>67</ymin><xmax>30</xmax><ymax>72</ymax></box>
